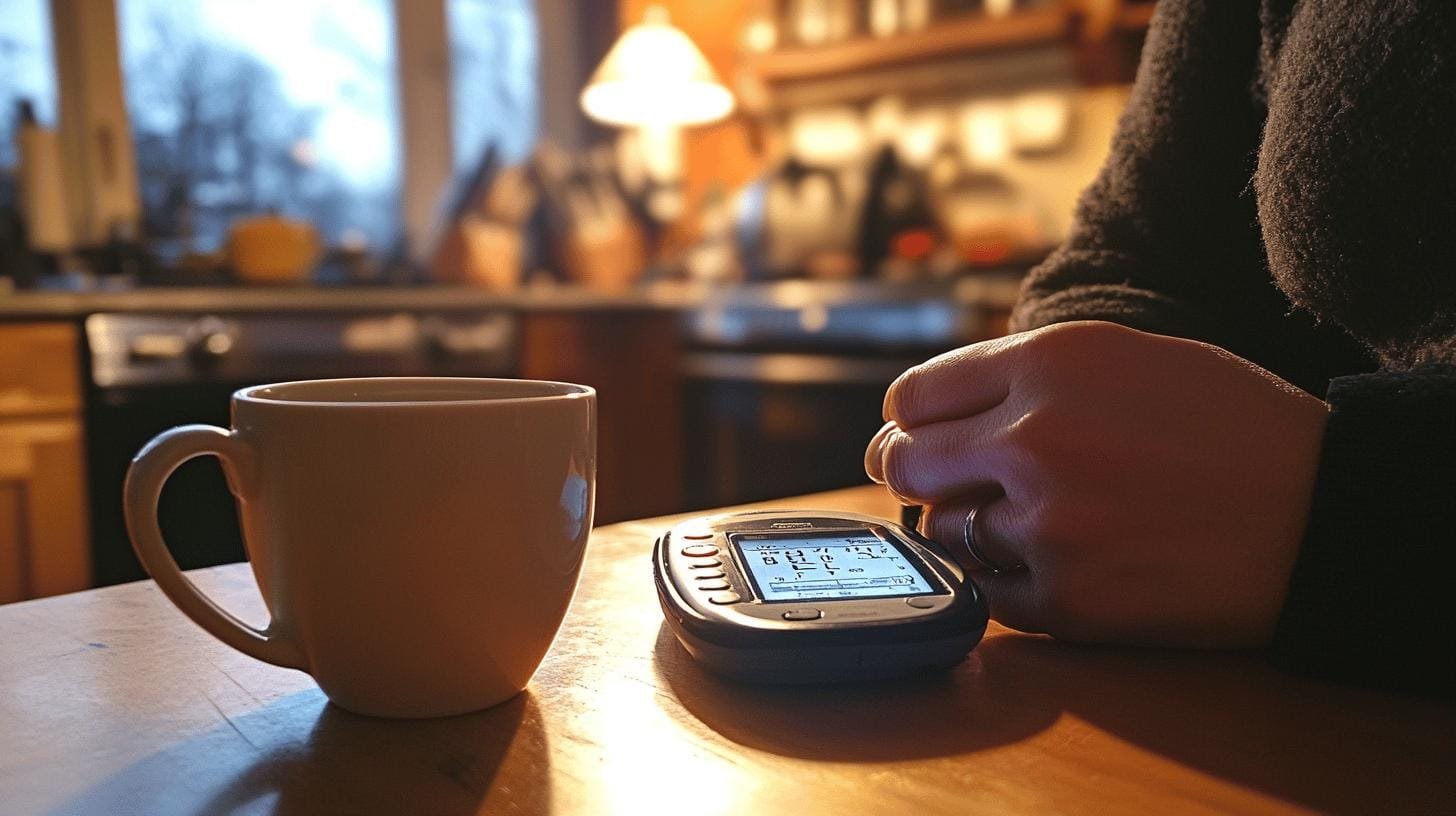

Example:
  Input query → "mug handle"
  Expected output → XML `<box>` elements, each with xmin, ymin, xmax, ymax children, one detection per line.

<box><xmin>124</xmin><ymin>424</ymin><xmax>307</xmax><ymax>670</ymax></box>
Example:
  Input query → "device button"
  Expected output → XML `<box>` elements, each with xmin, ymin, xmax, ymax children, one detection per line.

<box><xmin>707</xmin><ymin>591</ymin><xmax>742</xmax><ymax>605</ymax></box>
<box><xmin>692</xmin><ymin>570</ymin><xmax>726</xmax><ymax>580</ymax></box>
<box><xmin>781</xmin><ymin>608</ymin><xmax>823</xmax><ymax>621</ymax></box>
<box><xmin>696</xmin><ymin>580</ymin><xmax>731</xmax><ymax>591</ymax></box>
<box><xmin>905</xmin><ymin>597</ymin><xmax>938</xmax><ymax>609</ymax></box>
<box><xmin>682</xmin><ymin>532</ymin><xmax>714</xmax><ymax>540</ymax></box>
<box><xmin>688</xmin><ymin>559</ymin><xmax>722</xmax><ymax>569</ymax></box>
<box><xmin>680</xmin><ymin>544</ymin><xmax>720</xmax><ymax>558</ymax></box>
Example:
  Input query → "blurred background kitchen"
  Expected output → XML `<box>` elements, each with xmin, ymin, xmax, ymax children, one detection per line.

<box><xmin>0</xmin><ymin>0</ymin><xmax>1154</xmax><ymax>602</ymax></box>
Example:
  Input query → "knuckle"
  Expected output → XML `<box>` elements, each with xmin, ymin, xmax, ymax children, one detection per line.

<box><xmin>1026</xmin><ymin>320</ymin><xmax>1083</xmax><ymax>353</ymax></box>
<box><xmin>1008</xmin><ymin>408</ymin><xmax>1052</xmax><ymax>447</ymax></box>
<box><xmin>1006</xmin><ymin>409</ymin><xmax>1068</xmax><ymax>466</ymax></box>
<box><xmin>1025</xmin><ymin>320</ymin><xmax>1132</xmax><ymax>374</ymax></box>
<box><xmin>1051</xmin><ymin>319</ymin><xmax>1133</xmax><ymax>345</ymax></box>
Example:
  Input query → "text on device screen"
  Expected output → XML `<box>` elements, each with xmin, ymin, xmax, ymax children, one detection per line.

<box><xmin>730</xmin><ymin>529</ymin><xmax>938</xmax><ymax>602</ymax></box>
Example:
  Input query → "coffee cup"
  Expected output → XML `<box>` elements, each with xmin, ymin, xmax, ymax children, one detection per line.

<box><xmin>124</xmin><ymin>377</ymin><xmax>595</xmax><ymax>718</ymax></box>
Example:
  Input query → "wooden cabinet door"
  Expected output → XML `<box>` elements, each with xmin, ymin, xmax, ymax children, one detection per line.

<box><xmin>0</xmin><ymin>322</ymin><xmax>90</xmax><ymax>602</ymax></box>
<box><xmin>0</xmin><ymin>418</ymin><xmax>91</xmax><ymax>604</ymax></box>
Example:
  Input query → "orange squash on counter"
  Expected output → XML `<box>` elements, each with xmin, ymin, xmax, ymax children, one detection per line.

<box><xmin>226</xmin><ymin>214</ymin><xmax>320</xmax><ymax>284</ymax></box>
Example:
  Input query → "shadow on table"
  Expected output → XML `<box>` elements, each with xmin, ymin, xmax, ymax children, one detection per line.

<box><xmin>654</xmin><ymin>623</ymin><xmax>1062</xmax><ymax>762</ymax></box>
<box><xmin>660</xmin><ymin>624</ymin><xmax>1456</xmax><ymax>813</ymax></box>
<box><xmin>53</xmin><ymin>689</ymin><xmax>551</xmax><ymax>816</ymax></box>
<box><xmin>989</xmin><ymin>634</ymin><xmax>1456</xmax><ymax>815</ymax></box>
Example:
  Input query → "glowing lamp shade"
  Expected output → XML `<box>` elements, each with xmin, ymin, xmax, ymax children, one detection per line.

<box><xmin>580</xmin><ymin>7</ymin><xmax>734</xmax><ymax>127</ymax></box>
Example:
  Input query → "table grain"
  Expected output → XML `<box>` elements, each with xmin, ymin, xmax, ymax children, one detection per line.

<box><xmin>2</xmin><ymin>485</ymin><xmax>1453</xmax><ymax>815</ymax></box>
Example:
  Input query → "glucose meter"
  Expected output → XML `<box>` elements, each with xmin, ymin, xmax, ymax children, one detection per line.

<box><xmin>653</xmin><ymin>510</ymin><xmax>988</xmax><ymax>683</ymax></box>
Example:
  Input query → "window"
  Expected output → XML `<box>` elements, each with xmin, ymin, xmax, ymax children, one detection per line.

<box><xmin>118</xmin><ymin>0</ymin><xmax>401</xmax><ymax>258</ymax></box>
<box><xmin>0</xmin><ymin>0</ymin><xmax>58</xmax><ymax>169</ymax></box>
<box><xmin>7</xmin><ymin>1</ymin><xmax>544</xmax><ymax>266</ymax></box>
<box><xmin>448</xmin><ymin>0</ymin><xmax>538</xmax><ymax>171</ymax></box>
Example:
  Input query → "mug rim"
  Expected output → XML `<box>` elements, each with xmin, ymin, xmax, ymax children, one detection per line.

<box><xmin>235</xmin><ymin>377</ymin><xmax>595</xmax><ymax>408</ymax></box>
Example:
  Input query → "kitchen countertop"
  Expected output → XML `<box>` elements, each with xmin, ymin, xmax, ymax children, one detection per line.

<box><xmin>0</xmin><ymin>277</ymin><xmax>1024</xmax><ymax>320</ymax></box>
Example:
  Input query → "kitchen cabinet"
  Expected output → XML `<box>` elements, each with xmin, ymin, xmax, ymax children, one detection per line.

<box><xmin>0</xmin><ymin>323</ymin><xmax>90</xmax><ymax>602</ymax></box>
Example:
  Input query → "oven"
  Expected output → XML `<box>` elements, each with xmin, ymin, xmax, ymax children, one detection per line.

<box><xmin>84</xmin><ymin>310</ymin><xmax>517</xmax><ymax>586</ymax></box>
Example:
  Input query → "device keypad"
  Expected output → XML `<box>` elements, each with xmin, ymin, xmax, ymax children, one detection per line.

<box><xmin>905</xmin><ymin>597</ymin><xmax>939</xmax><ymax>609</ymax></box>
<box><xmin>781</xmin><ymin>608</ymin><xmax>823</xmax><ymax>621</ymax></box>
<box><xmin>696</xmin><ymin>580</ymin><xmax>731</xmax><ymax>591</ymax></box>
<box><xmin>692</xmin><ymin>570</ymin><xmax>727</xmax><ymax>580</ymax></box>
<box><xmin>708</xmin><ymin>591</ymin><xmax>742</xmax><ymax>605</ymax></box>
<box><xmin>680</xmin><ymin>544</ymin><xmax>720</xmax><ymax>558</ymax></box>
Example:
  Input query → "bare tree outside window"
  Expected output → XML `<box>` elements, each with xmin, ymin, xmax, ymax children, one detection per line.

<box><xmin>118</xmin><ymin>0</ymin><xmax>400</xmax><ymax>261</ymax></box>
<box><xmin>449</xmin><ymin>0</ymin><xmax>538</xmax><ymax>171</ymax></box>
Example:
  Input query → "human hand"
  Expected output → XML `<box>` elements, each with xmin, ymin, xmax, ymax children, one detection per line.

<box><xmin>865</xmin><ymin>321</ymin><xmax>1330</xmax><ymax>648</ymax></box>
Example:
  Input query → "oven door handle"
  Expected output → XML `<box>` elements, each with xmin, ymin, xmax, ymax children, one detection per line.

<box><xmin>124</xmin><ymin>425</ymin><xmax>308</xmax><ymax>671</ymax></box>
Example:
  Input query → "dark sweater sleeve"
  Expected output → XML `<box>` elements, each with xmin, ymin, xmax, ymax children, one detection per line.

<box><xmin>1012</xmin><ymin>0</ymin><xmax>1452</xmax><ymax>699</ymax></box>
<box><xmin>1011</xmin><ymin>0</ymin><xmax>1371</xmax><ymax>394</ymax></box>
<box><xmin>1271</xmin><ymin>366</ymin><xmax>1456</xmax><ymax>698</ymax></box>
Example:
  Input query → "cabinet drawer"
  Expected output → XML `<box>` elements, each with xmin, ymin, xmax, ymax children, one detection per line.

<box><xmin>0</xmin><ymin>322</ymin><xmax>82</xmax><ymax>417</ymax></box>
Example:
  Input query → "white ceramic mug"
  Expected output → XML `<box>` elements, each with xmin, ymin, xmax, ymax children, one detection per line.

<box><xmin>124</xmin><ymin>378</ymin><xmax>596</xmax><ymax>718</ymax></box>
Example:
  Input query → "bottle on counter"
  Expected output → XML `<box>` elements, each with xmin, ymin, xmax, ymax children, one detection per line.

<box><xmin>857</xmin><ymin>145</ymin><xmax>940</xmax><ymax>281</ymax></box>
<box><xmin>10</xmin><ymin>99</ymin><xmax>80</xmax><ymax>286</ymax></box>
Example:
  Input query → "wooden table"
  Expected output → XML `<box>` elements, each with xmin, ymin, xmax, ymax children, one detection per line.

<box><xmin>2</xmin><ymin>486</ymin><xmax>1453</xmax><ymax>815</ymax></box>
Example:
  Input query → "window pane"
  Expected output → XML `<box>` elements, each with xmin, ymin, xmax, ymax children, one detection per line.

<box><xmin>119</xmin><ymin>0</ymin><xmax>400</xmax><ymax>257</ymax></box>
<box><xmin>449</xmin><ymin>0</ymin><xmax>537</xmax><ymax>170</ymax></box>
<box><xmin>0</xmin><ymin>0</ymin><xmax>58</xmax><ymax>169</ymax></box>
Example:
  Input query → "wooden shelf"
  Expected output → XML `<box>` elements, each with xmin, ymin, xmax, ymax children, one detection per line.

<box><xmin>747</xmin><ymin>6</ymin><xmax>1072</xmax><ymax>85</ymax></box>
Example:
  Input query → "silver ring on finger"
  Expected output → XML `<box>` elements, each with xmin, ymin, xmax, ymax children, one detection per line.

<box><xmin>962</xmin><ymin>504</ymin><xmax>1023</xmax><ymax>575</ymax></box>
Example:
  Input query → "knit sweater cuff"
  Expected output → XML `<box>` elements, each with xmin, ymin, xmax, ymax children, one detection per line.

<box><xmin>1271</xmin><ymin>364</ymin><xmax>1456</xmax><ymax>697</ymax></box>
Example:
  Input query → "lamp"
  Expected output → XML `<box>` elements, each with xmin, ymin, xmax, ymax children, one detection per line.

<box><xmin>580</xmin><ymin>6</ymin><xmax>734</xmax><ymax>221</ymax></box>
<box><xmin>580</xmin><ymin>6</ymin><xmax>734</xmax><ymax>128</ymax></box>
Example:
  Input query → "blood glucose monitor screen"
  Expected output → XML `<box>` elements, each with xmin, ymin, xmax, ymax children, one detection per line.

<box><xmin>731</xmin><ymin>529</ymin><xmax>938</xmax><ymax>602</ymax></box>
